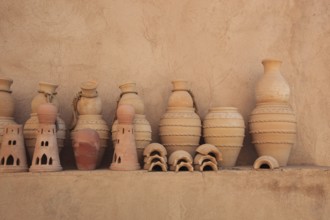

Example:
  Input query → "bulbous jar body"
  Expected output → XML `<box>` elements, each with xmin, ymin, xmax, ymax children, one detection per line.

<box><xmin>203</xmin><ymin>107</ymin><xmax>245</xmax><ymax>167</ymax></box>
<box><xmin>249</xmin><ymin>103</ymin><xmax>296</xmax><ymax>166</ymax></box>
<box><xmin>0</xmin><ymin>78</ymin><xmax>16</xmax><ymax>148</ymax></box>
<box><xmin>159</xmin><ymin>107</ymin><xmax>201</xmax><ymax>156</ymax></box>
<box><xmin>168</xmin><ymin>80</ymin><xmax>194</xmax><ymax>108</ymax></box>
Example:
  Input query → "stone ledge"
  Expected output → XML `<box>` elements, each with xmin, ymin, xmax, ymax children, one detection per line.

<box><xmin>0</xmin><ymin>166</ymin><xmax>329</xmax><ymax>220</ymax></box>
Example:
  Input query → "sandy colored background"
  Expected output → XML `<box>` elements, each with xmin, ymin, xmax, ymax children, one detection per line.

<box><xmin>0</xmin><ymin>0</ymin><xmax>329</xmax><ymax>167</ymax></box>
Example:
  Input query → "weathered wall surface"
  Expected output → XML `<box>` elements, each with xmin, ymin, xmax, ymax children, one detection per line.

<box><xmin>0</xmin><ymin>0</ymin><xmax>329</xmax><ymax>166</ymax></box>
<box><xmin>0</xmin><ymin>168</ymin><xmax>329</xmax><ymax>220</ymax></box>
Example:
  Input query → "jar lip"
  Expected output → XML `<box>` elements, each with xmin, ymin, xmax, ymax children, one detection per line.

<box><xmin>261</xmin><ymin>59</ymin><xmax>282</xmax><ymax>64</ymax></box>
<box><xmin>0</xmin><ymin>77</ymin><xmax>13</xmax><ymax>83</ymax></box>
<box><xmin>81</xmin><ymin>80</ymin><xmax>98</xmax><ymax>90</ymax></box>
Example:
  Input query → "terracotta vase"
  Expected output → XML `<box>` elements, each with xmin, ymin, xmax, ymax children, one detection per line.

<box><xmin>0</xmin><ymin>125</ymin><xmax>28</xmax><ymax>172</ymax></box>
<box><xmin>23</xmin><ymin>82</ymin><xmax>66</xmax><ymax>159</ymax></box>
<box><xmin>110</xmin><ymin>105</ymin><xmax>140</xmax><ymax>171</ymax></box>
<box><xmin>0</xmin><ymin>78</ymin><xmax>16</xmax><ymax>148</ymax></box>
<box><xmin>255</xmin><ymin>59</ymin><xmax>290</xmax><ymax>103</ymax></box>
<box><xmin>159</xmin><ymin>80</ymin><xmax>201</xmax><ymax>156</ymax></box>
<box><xmin>203</xmin><ymin>107</ymin><xmax>245</xmax><ymax>167</ymax></box>
<box><xmin>71</xmin><ymin>81</ymin><xmax>109</xmax><ymax>168</ymax></box>
<box><xmin>29</xmin><ymin>104</ymin><xmax>62</xmax><ymax>172</ymax></box>
<box><xmin>249</xmin><ymin>59</ymin><xmax>296</xmax><ymax>166</ymax></box>
<box><xmin>249</xmin><ymin>103</ymin><xmax>296</xmax><ymax>166</ymax></box>
<box><xmin>112</xmin><ymin>82</ymin><xmax>151</xmax><ymax>165</ymax></box>
<box><xmin>72</xmin><ymin>128</ymin><xmax>100</xmax><ymax>170</ymax></box>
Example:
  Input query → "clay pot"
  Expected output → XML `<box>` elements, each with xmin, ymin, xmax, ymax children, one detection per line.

<box><xmin>159</xmin><ymin>107</ymin><xmax>201</xmax><ymax>156</ymax></box>
<box><xmin>0</xmin><ymin>78</ymin><xmax>16</xmax><ymax>148</ymax></box>
<box><xmin>255</xmin><ymin>59</ymin><xmax>290</xmax><ymax>103</ymax></box>
<box><xmin>71</xmin><ymin>81</ymin><xmax>109</xmax><ymax>168</ymax></box>
<box><xmin>253</xmin><ymin>156</ymin><xmax>279</xmax><ymax>170</ymax></box>
<box><xmin>203</xmin><ymin>107</ymin><xmax>245</xmax><ymax>167</ymax></box>
<box><xmin>112</xmin><ymin>82</ymin><xmax>151</xmax><ymax>164</ymax></box>
<box><xmin>143</xmin><ymin>143</ymin><xmax>167</xmax><ymax>172</ymax></box>
<box><xmin>110</xmin><ymin>105</ymin><xmax>140</xmax><ymax>171</ymax></box>
<box><xmin>37</xmin><ymin>103</ymin><xmax>58</xmax><ymax>124</ymax></box>
<box><xmin>249</xmin><ymin>103</ymin><xmax>296</xmax><ymax>166</ymax></box>
<box><xmin>0</xmin><ymin>125</ymin><xmax>28</xmax><ymax>172</ymax></box>
<box><xmin>71</xmin><ymin>115</ymin><xmax>109</xmax><ymax>167</ymax></box>
<box><xmin>168</xmin><ymin>80</ymin><xmax>194</xmax><ymax>108</ymax></box>
<box><xmin>76</xmin><ymin>81</ymin><xmax>102</xmax><ymax>115</ymax></box>
<box><xmin>23</xmin><ymin>82</ymin><xmax>66</xmax><ymax>159</ymax></box>
<box><xmin>31</xmin><ymin>82</ymin><xmax>59</xmax><ymax>113</ymax></box>
<box><xmin>159</xmin><ymin>80</ymin><xmax>201</xmax><ymax>156</ymax></box>
<box><xmin>118</xmin><ymin>82</ymin><xmax>145</xmax><ymax>114</ymax></box>
<box><xmin>72</xmin><ymin>129</ymin><xmax>100</xmax><ymax>170</ymax></box>
<box><xmin>29</xmin><ymin>124</ymin><xmax>62</xmax><ymax>172</ymax></box>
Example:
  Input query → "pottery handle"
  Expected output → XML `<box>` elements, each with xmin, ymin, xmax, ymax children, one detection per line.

<box><xmin>70</xmin><ymin>91</ymin><xmax>82</xmax><ymax>130</ymax></box>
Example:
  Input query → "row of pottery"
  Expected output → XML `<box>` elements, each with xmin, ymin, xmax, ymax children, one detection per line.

<box><xmin>0</xmin><ymin>58</ymin><xmax>297</xmax><ymax>171</ymax></box>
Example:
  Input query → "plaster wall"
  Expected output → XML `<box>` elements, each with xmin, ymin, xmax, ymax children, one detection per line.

<box><xmin>0</xmin><ymin>0</ymin><xmax>329</xmax><ymax>166</ymax></box>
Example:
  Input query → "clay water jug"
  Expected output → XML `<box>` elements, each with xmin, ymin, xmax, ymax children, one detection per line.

<box><xmin>203</xmin><ymin>107</ymin><xmax>245</xmax><ymax>167</ymax></box>
<box><xmin>249</xmin><ymin>59</ymin><xmax>296</xmax><ymax>166</ymax></box>
<box><xmin>71</xmin><ymin>81</ymin><xmax>109</xmax><ymax>167</ymax></box>
<box><xmin>159</xmin><ymin>80</ymin><xmax>201</xmax><ymax>156</ymax></box>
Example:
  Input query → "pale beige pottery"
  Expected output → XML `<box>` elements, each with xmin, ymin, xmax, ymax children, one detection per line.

<box><xmin>249</xmin><ymin>59</ymin><xmax>297</xmax><ymax>166</ymax></box>
<box><xmin>203</xmin><ymin>107</ymin><xmax>244</xmax><ymax>167</ymax></box>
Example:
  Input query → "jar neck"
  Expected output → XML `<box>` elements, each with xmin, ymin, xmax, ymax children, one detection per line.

<box><xmin>262</xmin><ymin>59</ymin><xmax>282</xmax><ymax>73</ymax></box>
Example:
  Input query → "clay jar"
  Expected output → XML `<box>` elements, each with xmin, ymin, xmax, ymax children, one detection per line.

<box><xmin>249</xmin><ymin>59</ymin><xmax>296</xmax><ymax>166</ymax></box>
<box><xmin>23</xmin><ymin>82</ymin><xmax>66</xmax><ymax>159</ymax></box>
<box><xmin>203</xmin><ymin>107</ymin><xmax>245</xmax><ymax>167</ymax></box>
<box><xmin>255</xmin><ymin>60</ymin><xmax>290</xmax><ymax>103</ymax></box>
<box><xmin>72</xmin><ymin>129</ymin><xmax>100</xmax><ymax>170</ymax></box>
<box><xmin>71</xmin><ymin>81</ymin><xmax>109</xmax><ymax>167</ymax></box>
<box><xmin>159</xmin><ymin>80</ymin><xmax>201</xmax><ymax>156</ymax></box>
<box><xmin>111</xmin><ymin>82</ymin><xmax>151</xmax><ymax>164</ymax></box>
<box><xmin>249</xmin><ymin>103</ymin><xmax>296</xmax><ymax>166</ymax></box>
<box><xmin>0</xmin><ymin>77</ymin><xmax>16</xmax><ymax>148</ymax></box>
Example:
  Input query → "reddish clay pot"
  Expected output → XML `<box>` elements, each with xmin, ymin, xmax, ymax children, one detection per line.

<box><xmin>37</xmin><ymin>103</ymin><xmax>58</xmax><ymax>124</ymax></box>
<box><xmin>72</xmin><ymin>129</ymin><xmax>100</xmax><ymax>170</ymax></box>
